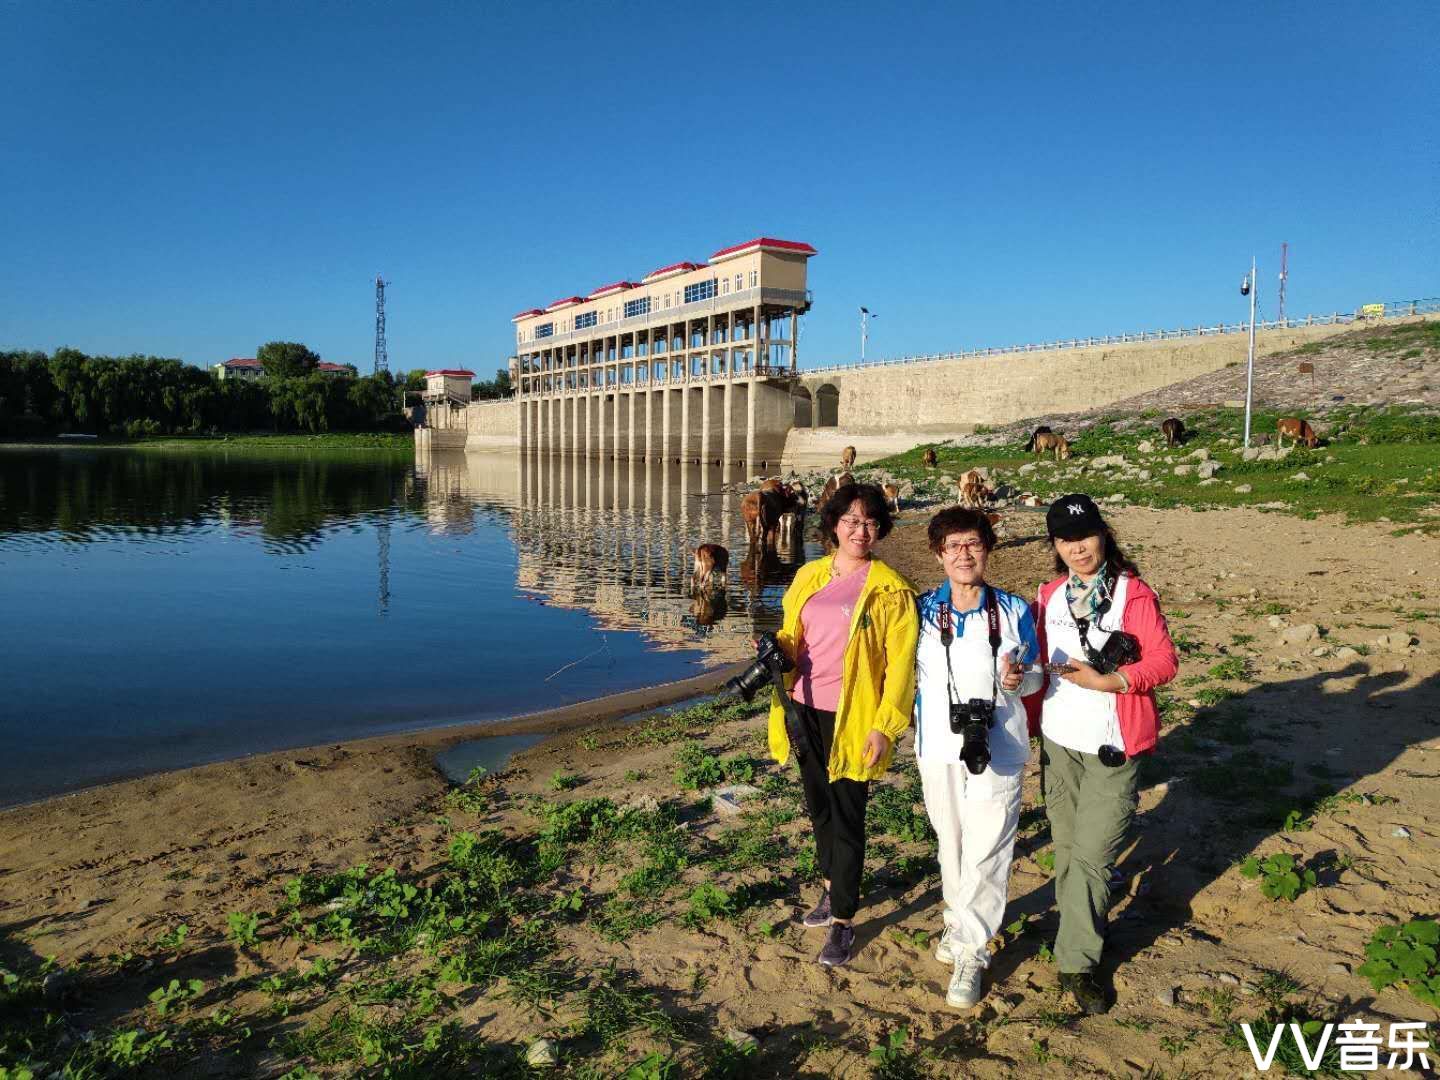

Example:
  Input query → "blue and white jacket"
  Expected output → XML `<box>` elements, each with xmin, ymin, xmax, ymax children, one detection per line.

<box><xmin>913</xmin><ymin>582</ymin><xmax>1042</xmax><ymax>767</ymax></box>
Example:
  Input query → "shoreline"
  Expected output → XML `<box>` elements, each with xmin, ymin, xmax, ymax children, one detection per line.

<box><xmin>0</xmin><ymin>664</ymin><xmax>743</xmax><ymax>818</ymax></box>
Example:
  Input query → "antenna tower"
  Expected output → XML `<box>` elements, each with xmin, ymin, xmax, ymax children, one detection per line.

<box><xmin>1277</xmin><ymin>242</ymin><xmax>1288</xmax><ymax>324</ymax></box>
<box><xmin>373</xmin><ymin>275</ymin><xmax>391</xmax><ymax>375</ymax></box>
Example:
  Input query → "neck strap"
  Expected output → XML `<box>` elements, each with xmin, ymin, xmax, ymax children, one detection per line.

<box><xmin>939</xmin><ymin>586</ymin><xmax>1002</xmax><ymax>707</ymax></box>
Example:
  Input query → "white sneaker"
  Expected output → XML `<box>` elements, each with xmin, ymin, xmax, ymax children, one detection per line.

<box><xmin>934</xmin><ymin>928</ymin><xmax>954</xmax><ymax>964</ymax></box>
<box><xmin>947</xmin><ymin>957</ymin><xmax>985</xmax><ymax>1009</ymax></box>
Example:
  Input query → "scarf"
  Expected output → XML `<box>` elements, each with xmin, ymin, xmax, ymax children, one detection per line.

<box><xmin>1066</xmin><ymin>562</ymin><xmax>1114</xmax><ymax>624</ymax></box>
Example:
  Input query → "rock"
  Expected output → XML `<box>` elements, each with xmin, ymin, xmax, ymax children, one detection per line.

<box><xmin>1200</xmin><ymin>478</ymin><xmax>1219</xmax><ymax>487</ymax></box>
<box><xmin>1391</xmin><ymin>826</ymin><xmax>1413</xmax><ymax>840</ymax></box>
<box><xmin>1311</xmin><ymin>646</ymin><xmax>1330</xmax><ymax>657</ymax></box>
<box><xmin>1242</xmin><ymin>447</ymin><xmax>1261</xmax><ymax>461</ymax></box>
<box><xmin>1173</xmin><ymin>464</ymin><xmax>1194</xmax><ymax>477</ymax></box>
<box><xmin>1138</xmin><ymin>440</ymin><xmax>1154</xmax><ymax>453</ymax></box>
<box><xmin>1328</xmin><ymin>963</ymin><xmax>1351</xmax><ymax>975</ymax></box>
<box><xmin>1198</xmin><ymin>461</ymin><xmax>1221</xmax><ymax>479</ymax></box>
<box><xmin>1234</xmin><ymin>484</ymin><xmax>1253</xmax><ymax>494</ymax></box>
<box><xmin>1091</xmin><ymin>455</ymin><xmax>1127</xmax><ymax>469</ymax></box>
<box><xmin>1138</xmin><ymin>469</ymin><xmax>1151</xmax><ymax>481</ymax></box>
<box><xmin>1188</xmin><ymin>448</ymin><xmax>1211</xmax><ymax>461</ymax></box>
<box><xmin>1018</xmin><ymin>462</ymin><xmax>1037</xmax><ymax>474</ymax></box>
<box><xmin>525</xmin><ymin>1039</ymin><xmax>559</xmax><ymax>1068</ymax></box>
<box><xmin>1153</xmin><ymin>986</ymin><xmax>1178</xmax><ymax>1007</ymax></box>
<box><xmin>1106</xmin><ymin>493</ymin><xmax>1126</xmax><ymax>503</ymax></box>
<box><xmin>1217</xmin><ymin>972</ymin><xmax>1240</xmax><ymax>986</ymax></box>
<box><xmin>1334</xmin><ymin>646</ymin><xmax>1361</xmax><ymax>661</ymax></box>
<box><xmin>624</xmin><ymin>794</ymin><xmax>661</xmax><ymax>814</ymax></box>
<box><xmin>1281</xmin><ymin>623</ymin><xmax>1321</xmax><ymax>644</ymax></box>
<box><xmin>1374</xmin><ymin>632</ymin><xmax>1416</xmax><ymax>653</ymax></box>
<box><xmin>712</xmin><ymin>783</ymin><xmax>763</xmax><ymax>816</ymax></box>
<box><xmin>1267</xmin><ymin>615</ymin><xmax>1286</xmax><ymax>630</ymax></box>
<box><xmin>724</xmin><ymin>1028</ymin><xmax>761</xmax><ymax>1052</ymax></box>
<box><xmin>1292</xmin><ymin>471</ymin><xmax>1311</xmax><ymax>482</ymax></box>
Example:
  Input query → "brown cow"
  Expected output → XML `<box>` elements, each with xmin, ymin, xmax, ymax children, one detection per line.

<box><xmin>881</xmin><ymin>483</ymin><xmax>901</xmax><ymax>513</ymax></box>
<box><xmin>1024</xmin><ymin>425</ymin><xmax>1053</xmax><ymax>452</ymax></box>
<box><xmin>958</xmin><ymin>469</ymin><xmax>992</xmax><ymax>508</ymax></box>
<box><xmin>1161</xmin><ymin>417</ymin><xmax>1185</xmax><ymax>447</ymax></box>
<box><xmin>818</xmin><ymin>471</ymin><xmax>854</xmax><ymax>511</ymax></box>
<box><xmin>691</xmin><ymin>543</ymin><xmax>729</xmax><ymax>596</ymax></box>
<box><xmin>922</xmin><ymin>447</ymin><xmax>939</xmax><ymax>468</ymax></box>
<box><xmin>1033</xmin><ymin>432</ymin><xmax>1071</xmax><ymax>460</ymax></box>
<box><xmin>840</xmin><ymin>445</ymin><xmax>857</xmax><ymax>469</ymax></box>
<box><xmin>739</xmin><ymin>492</ymin><xmax>762</xmax><ymax>549</ymax></box>
<box><xmin>758</xmin><ymin>484</ymin><xmax>801</xmax><ymax>548</ymax></box>
<box><xmin>1276</xmin><ymin>417</ymin><xmax>1319</xmax><ymax>449</ymax></box>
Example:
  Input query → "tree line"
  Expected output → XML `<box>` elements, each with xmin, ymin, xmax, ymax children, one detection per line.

<box><xmin>0</xmin><ymin>341</ymin><xmax>411</xmax><ymax>438</ymax></box>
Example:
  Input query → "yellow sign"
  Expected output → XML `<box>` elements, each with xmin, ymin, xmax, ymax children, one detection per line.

<box><xmin>1360</xmin><ymin>303</ymin><xmax>1385</xmax><ymax>318</ymax></box>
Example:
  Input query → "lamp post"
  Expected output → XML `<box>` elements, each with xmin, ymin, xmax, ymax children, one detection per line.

<box><xmin>1241</xmin><ymin>256</ymin><xmax>1257</xmax><ymax>447</ymax></box>
<box><xmin>860</xmin><ymin>306</ymin><xmax>876</xmax><ymax>362</ymax></box>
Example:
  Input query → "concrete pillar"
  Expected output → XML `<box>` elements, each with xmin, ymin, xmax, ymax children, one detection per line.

<box><xmin>597</xmin><ymin>391</ymin><xmax>607</xmax><ymax>458</ymax></box>
<box><xmin>745</xmin><ymin>380</ymin><xmax>756</xmax><ymax>472</ymax></box>
<box><xmin>662</xmin><ymin>387</ymin><xmax>672</xmax><ymax>462</ymax></box>
<box><xmin>628</xmin><ymin>390</ymin><xmax>638</xmax><ymax>461</ymax></box>
<box><xmin>644</xmin><ymin>388</ymin><xmax>653</xmax><ymax>461</ymax></box>
<box><xmin>791</xmin><ymin>310</ymin><xmax>799</xmax><ymax>371</ymax></box>
<box><xmin>518</xmin><ymin>391</ymin><xmax>528</xmax><ymax>453</ymax></box>
<box><xmin>679</xmin><ymin>382</ymin><xmax>691</xmax><ymax>464</ymax></box>
<box><xmin>700</xmin><ymin>380</ymin><xmax>712</xmax><ymax>466</ymax></box>
<box><xmin>722</xmin><ymin>381</ymin><xmax>734</xmax><ymax>468</ymax></box>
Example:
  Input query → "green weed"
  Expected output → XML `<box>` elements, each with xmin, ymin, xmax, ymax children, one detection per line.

<box><xmin>226</xmin><ymin>911</ymin><xmax>262</xmax><ymax>948</ymax></box>
<box><xmin>1240</xmin><ymin>852</ymin><xmax>1317</xmax><ymax>902</ymax></box>
<box><xmin>868</xmin><ymin>1026</ymin><xmax>928</xmax><ymax>1080</ymax></box>
<box><xmin>1357</xmin><ymin>919</ymin><xmax>1440</xmax><ymax>1009</ymax></box>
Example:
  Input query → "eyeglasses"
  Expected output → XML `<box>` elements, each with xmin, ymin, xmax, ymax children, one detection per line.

<box><xmin>941</xmin><ymin>540</ymin><xmax>986</xmax><ymax>556</ymax></box>
<box><xmin>838</xmin><ymin>516</ymin><xmax>880</xmax><ymax>532</ymax></box>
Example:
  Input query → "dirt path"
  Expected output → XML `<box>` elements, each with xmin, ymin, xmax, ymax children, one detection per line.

<box><xmin>2</xmin><ymin>506</ymin><xmax>1437</xmax><ymax>1077</ymax></box>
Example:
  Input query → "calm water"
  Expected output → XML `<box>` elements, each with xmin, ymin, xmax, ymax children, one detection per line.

<box><xmin>0</xmin><ymin>446</ymin><xmax>816</xmax><ymax>806</ymax></box>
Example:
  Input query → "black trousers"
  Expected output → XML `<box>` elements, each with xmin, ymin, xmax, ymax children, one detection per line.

<box><xmin>793</xmin><ymin>701</ymin><xmax>870</xmax><ymax>920</ymax></box>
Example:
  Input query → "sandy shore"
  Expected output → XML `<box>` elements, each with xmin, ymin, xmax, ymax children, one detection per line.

<box><xmin>3</xmin><ymin>506</ymin><xmax>1438</xmax><ymax>1077</ymax></box>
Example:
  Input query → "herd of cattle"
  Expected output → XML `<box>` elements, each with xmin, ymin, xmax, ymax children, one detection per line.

<box><xmin>687</xmin><ymin>414</ymin><xmax>1322</xmax><ymax>623</ymax></box>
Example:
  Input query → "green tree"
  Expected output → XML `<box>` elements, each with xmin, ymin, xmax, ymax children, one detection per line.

<box><xmin>257</xmin><ymin>341</ymin><xmax>320</xmax><ymax>380</ymax></box>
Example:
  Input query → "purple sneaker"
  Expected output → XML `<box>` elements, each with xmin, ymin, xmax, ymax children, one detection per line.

<box><xmin>818</xmin><ymin>923</ymin><xmax>855</xmax><ymax>967</ymax></box>
<box><xmin>802</xmin><ymin>890</ymin><xmax>833</xmax><ymax>928</ymax></box>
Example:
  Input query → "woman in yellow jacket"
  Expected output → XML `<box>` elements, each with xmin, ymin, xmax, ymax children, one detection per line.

<box><xmin>767</xmin><ymin>481</ymin><xmax>919</xmax><ymax>967</ymax></box>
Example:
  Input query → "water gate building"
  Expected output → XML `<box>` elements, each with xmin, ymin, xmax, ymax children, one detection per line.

<box><xmin>512</xmin><ymin>236</ymin><xmax>815</xmax><ymax>469</ymax></box>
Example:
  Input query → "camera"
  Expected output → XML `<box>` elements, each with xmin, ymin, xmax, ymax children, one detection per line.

<box><xmin>1084</xmin><ymin>630</ymin><xmax>1141</xmax><ymax>674</ymax></box>
<box><xmin>725</xmin><ymin>632</ymin><xmax>793</xmax><ymax>702</ymax></box>
<box><xmin>950</xmin><ymin>698</ymin><xmax>995</xmax><ymax>775</ymax></box>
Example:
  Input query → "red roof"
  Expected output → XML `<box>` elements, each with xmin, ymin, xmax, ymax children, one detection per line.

<box><xmin>426</xmin><ymin>369</ymin><xmax>475</xmax><ymax>378</ymax></box>
<box><xmin>642</xmin><ymin>261</ymin><xmax>701</xmax><ymax>283</ymax></box>
<box><xmin>315</xmin><ymin>362</ymin><xmax>351</xmax><ymax>373</ymax></box>
<box><xmin>709</xmin><ymin>237</ymin><xmax>817</xmax><ymax>261</ymax></box>
<box><xmin>512</xmin><ymin>308</ymin><xmax>545</xmax><ymax>322</ymax></box>
<box><xmin>222</xmin><ymin>357</ymin><xmax>261</xmax><ymax>368</ymax></box>
<box><xmin>545</xmin><ymin>296</ymin><xmax>585</xmax><ymax>311</ymax></box>
<box><xmin>587</xmin><ymin>280</ymin><xmax>637</xmax><ymax>299</ymax></box>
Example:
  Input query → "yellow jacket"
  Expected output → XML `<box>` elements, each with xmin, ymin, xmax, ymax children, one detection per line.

<box><xmin>768</xmin><ymin>556</ymin><xmax>920</xmax><ymax>782</ymax></box>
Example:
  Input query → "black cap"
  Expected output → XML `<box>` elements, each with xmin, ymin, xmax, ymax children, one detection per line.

<box><xmin>1046</xmin><ymin>493</ymin><xmax>1107</xmax><ymax>541</ymax></box>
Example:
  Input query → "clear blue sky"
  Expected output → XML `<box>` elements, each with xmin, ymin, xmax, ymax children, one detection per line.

<box><xmin>2</xmin><ymin>2</ymin><xmax>1435</xmax><ymax>374</ymax></box>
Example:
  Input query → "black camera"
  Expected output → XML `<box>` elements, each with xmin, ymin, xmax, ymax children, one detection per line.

<box><xmin>725</xmin><ymin>632</ymin><xmax>793</xmax><ymax>702</ymax></box>
<box><xmin>1085</xmin><ymin>630</ymin><xmax>1141</xmax><ymax>674</ymax></box>
<box><xmin>950</xmin><ymin>698</ymin><xmax>996</xmax><ymax>775</ymax></box>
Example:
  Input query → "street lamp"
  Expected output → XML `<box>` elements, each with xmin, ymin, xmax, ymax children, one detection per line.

<box><xmin>860</xmin><ymin>306</ymin><xmax>877</xmax><ymax>362</ymax></box>
<box><xmin>1241</xmin><ymin>257</ymin><xmax>1257</xmax><ymax>447</ymax></box>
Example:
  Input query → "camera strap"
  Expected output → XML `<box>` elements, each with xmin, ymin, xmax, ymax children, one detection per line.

<box><xmin>938</xmin><ymin>586</ymin><xmax>1002</xmax><ymax>710</ymax></box>
<box><xmin>1072</xmin><ymin>569</ymin><xmax>1118</xmax><ymax>660</ymax></box>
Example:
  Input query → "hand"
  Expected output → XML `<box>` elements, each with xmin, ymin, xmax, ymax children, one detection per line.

<box><xmin>1058</xmin><ymin>660</ymin><xmax>1121</xmax><ymax>693</ymax></box>
<box><xmin>999</xmin><ymin>653</ymin><xmax>1023</xmax><ymax>693</ymax></box>
<box><xmin>862</xmin><ymin>729</ymin><xmax>891</xmax><ymax>767</ymax></box>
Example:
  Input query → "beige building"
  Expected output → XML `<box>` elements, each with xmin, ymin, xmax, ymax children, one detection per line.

<box><xmin>512</xmin><ymin>237</ymin><xmax>815</xmax><ymax>469</ymax></box>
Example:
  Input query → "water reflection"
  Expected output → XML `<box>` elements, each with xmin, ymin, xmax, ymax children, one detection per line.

<box><xmin>414</xmin><ymin>449</ymin><xmax>817</xmax><ymax>662</ymax></box>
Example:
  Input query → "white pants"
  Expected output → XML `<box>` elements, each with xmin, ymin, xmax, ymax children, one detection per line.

<box><xmin>917</xmin><ymin>755</ymin><xmax>1023</xmax><ymax>967</ymax></box>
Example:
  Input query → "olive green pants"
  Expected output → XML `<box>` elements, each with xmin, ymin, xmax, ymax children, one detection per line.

<box><xmin>1041</xmin><ymin>736</ymin><xmax>1140</xmax><ymax>974</ymax></box>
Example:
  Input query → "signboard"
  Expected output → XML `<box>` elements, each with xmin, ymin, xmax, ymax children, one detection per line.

<box><xmin>1360</xmin><ymin>303</ymin><xmax>1385</xmax><ymax>318</ymax></box>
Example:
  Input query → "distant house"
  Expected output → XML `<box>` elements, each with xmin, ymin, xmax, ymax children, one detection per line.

<box><xmin>212</xmin><ymin>358</ymin><xmax>356</xmax><ymax>381</ymax></box>
<box><xmin>424</xmin><ymin>369</ymin><xmax>475</xmax><ymax>407</ymax></box>
<box><xmin>213</xmin><ymin>357</ymin><xmax>264</xmax><ymax>381</ymax></box>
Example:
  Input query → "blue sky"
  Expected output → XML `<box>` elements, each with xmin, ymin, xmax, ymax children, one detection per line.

<box><xmin>2</xmin><ymin>2</ymin><xmax>1435</xmax><ymax>375</ymax></box>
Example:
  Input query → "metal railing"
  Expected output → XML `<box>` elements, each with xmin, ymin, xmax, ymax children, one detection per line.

<box><xmin>800</xmin><ymin>297</ymin><xmax>1439</xmax><ymax>377</ymax></box>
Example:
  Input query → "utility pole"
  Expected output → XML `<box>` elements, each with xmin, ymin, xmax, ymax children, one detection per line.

<box><xmin>1277</xmin><ymin>242</ymin><xmax>1289</xmax><ymax>325</ymax></box>
<box><xmin>1242</xmin><ymin>257</ymin><xmax>1257</xmax><ymax>447</ymax></box>
<box><xmin>374</xmin><ymin>275</ymin><xmax>390</xmax><ymax>376</ymax></box>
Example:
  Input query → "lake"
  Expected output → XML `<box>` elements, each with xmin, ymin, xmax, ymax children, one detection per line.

<box><xmin>0</xmin><ymin>446</ymin><xmax>815</xmax><ymax>806</ymax></box>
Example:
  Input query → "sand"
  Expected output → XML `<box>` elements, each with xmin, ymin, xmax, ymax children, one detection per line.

<box><xmin>3</xmin><ymin>506</ymin><xmax>1438</xmax><ymax>1077</ymax></box>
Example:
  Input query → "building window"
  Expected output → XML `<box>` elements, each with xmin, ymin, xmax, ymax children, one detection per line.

<box><xmin>748</xmin><ymin>270</ymin><xmax>758</xmax><ymax>288</ymax></box>
<box><xmin>683</xmin><ymin>279</ymin><xmax>716</xmax><ymax>304</ymax></box>
<box><xmin>734</xmin><ymin>274</ymin><xmax>742</xmax><ymax>292</ymax></box>
<box><xmin>535</xmin><ymin>322</ymin><xmax>554</xmax><ymax>339</ymax></box>
<box><xmin>721</xmin><ymin>278</ymin><xmax>730</xmax><ymax>295</ymax></box>
<box><xmin>575</xmin><ymin>311</ymin><xmax>597</xmax><ymax>330</ymax></box>
<box><xmin>623</xmin><ymin>296</ymin><xmax>651</xmax><ymax>319</ymax></box>
<box><xmin>664</xmin><ymin>293</ymin><xmax>671</xmax><ymax>308</ymax></box>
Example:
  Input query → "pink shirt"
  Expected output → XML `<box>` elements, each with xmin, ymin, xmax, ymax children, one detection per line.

<box><xmin>792</xmin><ymin>562</ymin><xmax>871</xmax><ymax>712</ymax></box>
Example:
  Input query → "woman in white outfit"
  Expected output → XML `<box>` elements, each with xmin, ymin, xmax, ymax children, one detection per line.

<box><xmin>913</xmin><ymin>507</ymin><xmax>1042</xmax><ymax>1008</ymax></box>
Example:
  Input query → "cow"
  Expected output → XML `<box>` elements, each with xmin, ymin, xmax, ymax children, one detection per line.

<box><xmin>922</xmin><ymin>447</ymin><xmax>939</xmax><ymax>469</ymax></box>
<box><xmin>818</xmin><ymin>471</ymin><xmax>854</xmax><ymax>512</ymax></box>
<box><xmin>789</xmin><ymin>480</ymin><xmax>810</xmax><ymax>509</ymax></box>
<box><xmin>882</xmin><ymin>483</ymin><xmax>901</xmax><ymax>514</ymax></box>
<box><xmin>1024</xmin><ymin>425</ymin><xmax>1053</xmax><ymax>452</ymax></box>
<box><xmin>1033</xmin><ymin>432</ymin><xmax>1071</xmax><ymax>460</ymax></box>
<box><xmin>739</xmin><ymin>492</ymin><xmax>763</xmax><ymax>549</ymax></box>
<box><xmin>1161</xmin><ymin>417</ymin><xmax>1185</xmax><ymax>447</ymax></box>
<box><xmin>958</xmin><ymin>469</ymin><xmax>992</xmax><ymax>508</ymax></box>
<box><xmin>755</xmin><ymin>483</ymin><xmax>802</xmax><ymax>549</ymax></box>
<box><xmin>840</xmin><ymin>445</ymin><xmax>857</xmax><ymax>469</ymax></box>
<box><xmin>691</xmin><ymin>543</ymin><xmax>729</xmax><ymax>596</ymax></box>
<box><xmin>776</xmin><ymin>510</ymin><xmax>806</xmax><ymax>564</ymax></box>
<box><xmin>1276</xmin><ymin>417</ymin><xmax>1319</xmax><ymax>449</ymax></box>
